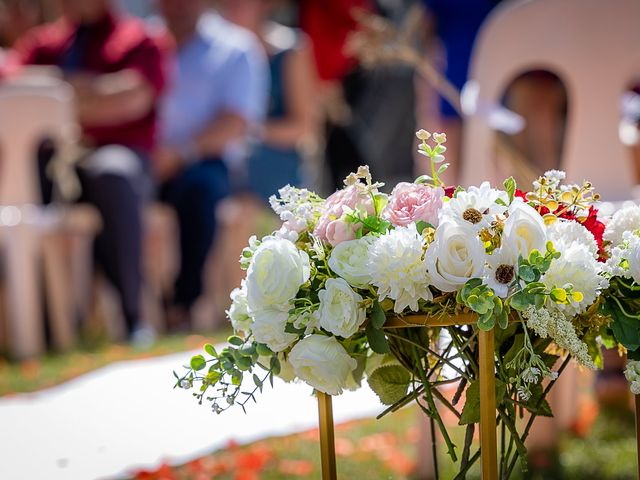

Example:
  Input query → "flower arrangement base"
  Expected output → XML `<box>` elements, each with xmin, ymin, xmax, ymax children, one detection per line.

<box><xmin>316</xmin><ymin>313</ymin><xmax>499</xmax><ymax>480</ymax></box>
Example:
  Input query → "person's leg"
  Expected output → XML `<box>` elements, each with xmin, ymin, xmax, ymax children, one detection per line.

<box><xmin>78</xmin><ymin>145</ymin><xmax>150</xmax><ymax>337</ymax></box>
<box><xmin>162</xmin><ymin>159</ymin><xmax>230</xmax><ymax>316</ymax></box>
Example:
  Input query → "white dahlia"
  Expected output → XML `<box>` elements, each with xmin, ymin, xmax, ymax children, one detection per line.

<box><xmin>604</xmin><ymin>205</ymin><xmax>640</xmax><ymax>246</ymax></box>
<box><xmin>541</xmin><ymin>243</ymin><xmax>606</xmax><ymax>316</ymax></box>
<box><xmin>546</xmin><ymin>219</ymin><xmax>598</xmax><ymax>259</ymax></box>
<box><xmin>439</xmin><ymin>181</ymin><xmax>508</xmax><ymax>231</ymax></box>
<box><xmin>368</xmin><ymin>224</ymin><xmax>433</xmax><ymax>313</ymax></box>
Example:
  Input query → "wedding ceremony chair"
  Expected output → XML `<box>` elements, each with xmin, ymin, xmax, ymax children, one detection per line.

<box><xmin>460</xmin><ymin>0</ymin><xmax>640</xmax><ymax>202</ymax></box>
<box><xmin>0</xmin><ymin>74</ymin><xmax>100</xmax><ymax>359</ymax></box>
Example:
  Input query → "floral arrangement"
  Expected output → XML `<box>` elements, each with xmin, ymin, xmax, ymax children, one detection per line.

<box><xmin>176</xmin><ymin>130</ymin><xmax>640</xmax><ymax>477</ymax></box>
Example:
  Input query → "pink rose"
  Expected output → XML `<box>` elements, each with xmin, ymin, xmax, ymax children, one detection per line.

<box><xmin>314</xmin><ymin>185</ymin><xmax>374</xmax><ymax>246</ymax></box>
<box><xmin>325</xmin><ymin>218</ymin><xmax>358</xmax><ymax>245</ymax></box>
<box><xmin>384</xmin><ymin>182</ymin><xmax>444</xmax><ymax>227</ymax></box>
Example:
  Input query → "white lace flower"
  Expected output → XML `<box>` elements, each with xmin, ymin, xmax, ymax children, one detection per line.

<box><xmin>541</xmin><ymin>243</ymin><xmax>606</xmax><ymax>316</ymax></box>
<box><xmin>546</xmin><ymin>219</ymin><xmax>598</xmax><ymax>259</ymax></box>
<box><xmin>603</xmin><ymin>205</ymin><xmax>640</xmax><ymax>246</ymax></box>
<box><xmin>483</xmin><ymin>245</ymin><xmax>518</xmax><ymax>298</ymax></box>
<box><xmin>368</xmin><ymin>224</ymin><xmax>433</xmax><ymax>313</ymax></box>
<box><xmin>439</xmin><ymin>181</ymin><xmax>508</xmax><ymax>231</ymax></box>
<box><xmin>522</xmin><ymin>306</ymin><xmax>596</xmax><ymax>369</ymax></box>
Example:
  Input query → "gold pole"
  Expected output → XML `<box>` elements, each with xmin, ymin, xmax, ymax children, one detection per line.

<box><xmin>317</xmin><ymin>391</ymin><xmax>338</xmax><ymax>480</ymax></box>
<box><xmin>635</xmin><ymin>394</ymin><xmax>640</xmax><ymax>479</ymax></box>
<box><xmin>479</xmin><ymin>329</ymin><xmax>498</xmax><ymax>480</ymax></box>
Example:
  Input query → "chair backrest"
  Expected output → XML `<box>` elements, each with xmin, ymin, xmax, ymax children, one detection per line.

<box><xmin>0</xmin><ymin>76</ymin><xmax>75</xmax><ymax>206</ymax></box>
<box><xmin>460</xmin><ymin>0</ymin><xmax>640</xmax><ymax>201</ymax></box>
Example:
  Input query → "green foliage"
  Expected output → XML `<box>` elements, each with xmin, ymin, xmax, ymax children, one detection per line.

<box><xmin>190</xmin><ymin>354</ymin><xmax>206</xmax><ymax>371</ymax></box>
<box><xmin>367</xmin><ymin>364</ymin><xmax>411</xmax><ymax>406</ymax></box>
<box><xmin>458</xmin><ymin>279</ymin><xmax>509</xmax><ymax>330</ymax></box>
<box><xmin>370</xmin><ymin>301</ymin><xmax>387</xmax><ymax>329</ymax></box>
<box><xmin>503</xmin><ymin>176</ymin><xmax>516</xmax><ymax>204</ymax></box>
<box><xmin>459</xmin><ymin>379</ymin><xmax>507</xmax><ymax>425</ymax></box>
<box><xmin>366</xmin><ymin>322</ymin><xmax>390</xmax><ymax>354</ymax></box>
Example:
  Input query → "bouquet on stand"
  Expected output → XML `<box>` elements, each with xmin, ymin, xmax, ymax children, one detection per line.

<box><xmin>176</xmin><ymin>130</ymin><xmax>640</xmax><ymax>478</ymax></box>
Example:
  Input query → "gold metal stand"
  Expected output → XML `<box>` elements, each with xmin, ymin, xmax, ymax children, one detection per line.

<box><xmin>636</xmin><ymin>394</ymin><xmax>640</xmax><ymax>479</ymax></box>
<box><xmin>317</xmin><ymin>391</ymin><xmax>337</xmax><ymax>480</ymax></box>
<box><xmin>316</xmin><ymin>313</ymin><xmax>501</xmax><ymax>479</ymax></box>
<box><xmin>479</xmin><ymin>329</ymin><xmax>498</xmax><ymax>479</ymax></box>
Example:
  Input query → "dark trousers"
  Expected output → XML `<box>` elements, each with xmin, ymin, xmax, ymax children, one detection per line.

<box><xmin>39</xmin><ymin>144</ymin><xmax>149</xmax><ymax>335</ymax></box>
<box><xmin>160</xmin><ymin>159</ymin><xmax>230</xmax><ymax>310</ymax></box>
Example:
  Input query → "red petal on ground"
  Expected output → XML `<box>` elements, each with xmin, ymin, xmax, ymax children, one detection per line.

<box><xmin>234</xmin><ymin>470</ymin><xmax>261</xmax><ymax>480</ymax></box>
<box><xmin>235</xmin><ymin>444</ymin><xmax>273</xmax><ymax>471</ymax></box>
<box><xmin>359</xmin><ymin>432</ymin><xmax>397</xmax><ymax>452</ymax></box>
<box><xmin>227</xmin><ymin>438</ymin><xmax>239</xmax><ymax>450</ymax></box>
<box><xmin>383</xmin><ymin>450</ymin><xmax>416</xmax><ymax>475</ymax></box>
<box><xmin>335</xmin><ymin>437</ymin><xmax>355</xmax><ymax>456</ymax></box>
<box><xmin>278</xmin><ymin>459</ymin><xmax>315</xmax><ymax>476</ymax></box>
<box><xmin>300</xmin><ymin>428</ymin><xmax>320</xmax><ymax>441</ymax></box>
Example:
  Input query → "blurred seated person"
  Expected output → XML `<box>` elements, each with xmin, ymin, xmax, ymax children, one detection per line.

<box><xmin>14</xmin><ymin>0</ymin><xmax>169</xmax><ymax>343</ymax></box>
<box><xmin>155</xmin><ymin>0</ymin><xmax>268</xmax><ymax>329</ymax></box>
<box><xmin>221</xmin><ymin>0</ymin><xmax>317</xmax><ymax>204</ymax></box>
<box><xmin>216</xmin><ymin>0</ymin><xmax>317</xmax><ymax>301</ymax></box>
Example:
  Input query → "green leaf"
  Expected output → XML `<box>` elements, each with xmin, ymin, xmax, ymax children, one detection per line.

<box><xmin>415</xmin><ymin>174</ymin><xmax>433</xmax><ymax>184</ymax></box>
<box><xmin>477</xmin><ymin>312</ymin><xmax>495</xmax><ymax>331</ymax></box>
<box><xmin>253</xmin><ymin>373</ymin><xmax>263</xmax><ymax>391</ymax></box>
<box><xmin>270</xmin><ymin>356</ymin><xmax>281</xmax><ymax>375</ymax></box>
<box><xmin>370</xmin><ymin>301</ymin><xmax>386</xmax><ymax>329</ymax></box>
<box><xmin>373</xmin><ymin>193</ymin><xmax>388</xmax><ymax>216</ymax></box>
<box><xmin>190</xmin><ymin>354</ymin><xmax>206</xmax><ymax>371</ymax></box>
<box><xmin>459</xmin><ymin>380</ymin><xmax>480</xmax><ymax>425</ymax></box>
<box><xmin>366</xmin><ymin>322</ymin><xmax>390</xmax><ymax>354</ymax></box>
<box><xmin>231</xmin><ymin>370</ymin><xmax>243</xmax><ymax>386</ymax></box>
<box><xmin>519</xmin><ymin>265</ymin><xmax>536</xmax><ymax>283</ymax></box>
<box><xmin>204</xmin><ymin>344</ymin><xmax>217</xmax><ymax>357</ymax></box>
<box><xmin>367</xmin><ymin>365</ymin><xmax>411</xmax><ymax>406</ymax></box>
<box><xmin>415</xmin><ymin>220</ymin><xmax>432</xmax><ymax>233</ymax></box>
<box><xmin>228</xmin><ymin>335</ymin><xmax>244</xmax><ymax>346</ymax></box>
<box><xmin>235</xmin><ymin>355</ymin><xmax>252</xmax><ymax>371</ymax></box>
<box><xmin>503</xmin><ymin>177</ymin><xmax>516</xmax><ymax>203</ymax></box>
<box><xmin>510</xmin><ymin>291</ymin><xmax>533</xmax><ymax>311</ymax></box>
<box><xmin>256</xmin><ymin>343</ymin><xmax>273</xmax><ymax>356</ymax></box>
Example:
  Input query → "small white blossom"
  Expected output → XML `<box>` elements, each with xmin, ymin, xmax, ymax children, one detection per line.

<box><xmin>180</xmin><ymin>379</ymin><xmax>192</xmax><ymax>389</ymax></box>
<box><xmin>625</xmin><ymin>361</ymin><xmax>640</xmax><ymax>395</ymax></box>
<box><xmin>532</xmin><ymin>170</ymin><xmax>566</xmax><ymax>190</ymax></box>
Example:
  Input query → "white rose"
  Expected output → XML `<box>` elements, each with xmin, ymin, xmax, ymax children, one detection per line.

<box><xmin>327</xmin><ymin>236</ymin><xmax>375</xmax><ymax>287</ymax></box>
<box><xmin>251</xmin><ymin>307</ymin><xmax>298</xmax><ymax>352</ymax></box>
<box><xmin>226</xmin><ymin>281</ymin><xmax>252</xmax><ymax>333</ymax></box>
<box><xmin>503</xmin><ymin>200</ymin><xmax>547</xmax><ymax>258</ymax></box>
<box><xmin>317</xmin><ymin>278</ymin><xmax>366</xmax><ymax>338</ymax></box>
<box><xmin>258</xmin><ymin>353</ymin><xmax>297</xmax><ymax>382</ymax></box>
<box><xmin>426</xmin><ymin>221</ymin><xmax>486</xmax><ymax>292</ymax></box>
<box><xmin>288</xmin><ymin>334</ymin><xmax>357</xmax><ymax>395</ymax></box>
<box><xmin>246</xmin><ymin>238</ymin><xmax>311</xmax><ymax>311</ymax></box>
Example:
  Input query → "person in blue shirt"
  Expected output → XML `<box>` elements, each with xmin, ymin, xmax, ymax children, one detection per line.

<box><xmin>155</xmin><ymin>0</ymin><xmax>269</xmax><ymax>329</ymax></box>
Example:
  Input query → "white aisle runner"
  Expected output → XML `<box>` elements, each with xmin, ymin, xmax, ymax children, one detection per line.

<box><xmin>0</xmin><ymin>349</ymin><xmax>383</xmax><ymax>480</ymax></box>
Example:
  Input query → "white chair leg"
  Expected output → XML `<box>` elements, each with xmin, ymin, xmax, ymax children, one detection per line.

<box><xmin>4</xmin><ymin>225</ymin><xmax>44</xmax><ymax>359</ymax></box>
<box><xmin>41</xmin><ymin>230</ymin><xmax>74</xmax><ymax>351</ymax></box>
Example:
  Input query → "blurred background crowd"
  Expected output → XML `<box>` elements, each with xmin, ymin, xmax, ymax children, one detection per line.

<box><xmin>0</xmin><ymin>0</ymin><xmax>639</xmax><ymax>477</ymax></box>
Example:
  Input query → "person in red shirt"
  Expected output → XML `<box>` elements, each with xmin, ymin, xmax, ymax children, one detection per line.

<box><xmin>14</xmin><ymin>0</ymin><xmax>170</xmax><ymax>343</ymax></box>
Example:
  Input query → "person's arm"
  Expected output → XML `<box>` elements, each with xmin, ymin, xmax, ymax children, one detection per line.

<box><xmin>68</xmin><ymin>68</ymin><xmax>155</xmax><ymax>127</ymax></box>
<box><xmin>262</xmin><ymin>38</ymin><xmax>318</xmax><ymax>149</ymax></box>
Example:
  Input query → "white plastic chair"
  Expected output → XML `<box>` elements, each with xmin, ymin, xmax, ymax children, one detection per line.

<box><xmin>460</xmin><ymin>0</ymin><xmax>640</xmax><ymax>201</ymax></box>
<box><xmin>0</xmin><ymin>76</ymin><xmax>99</xmax><ymax>358</ymax></box>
